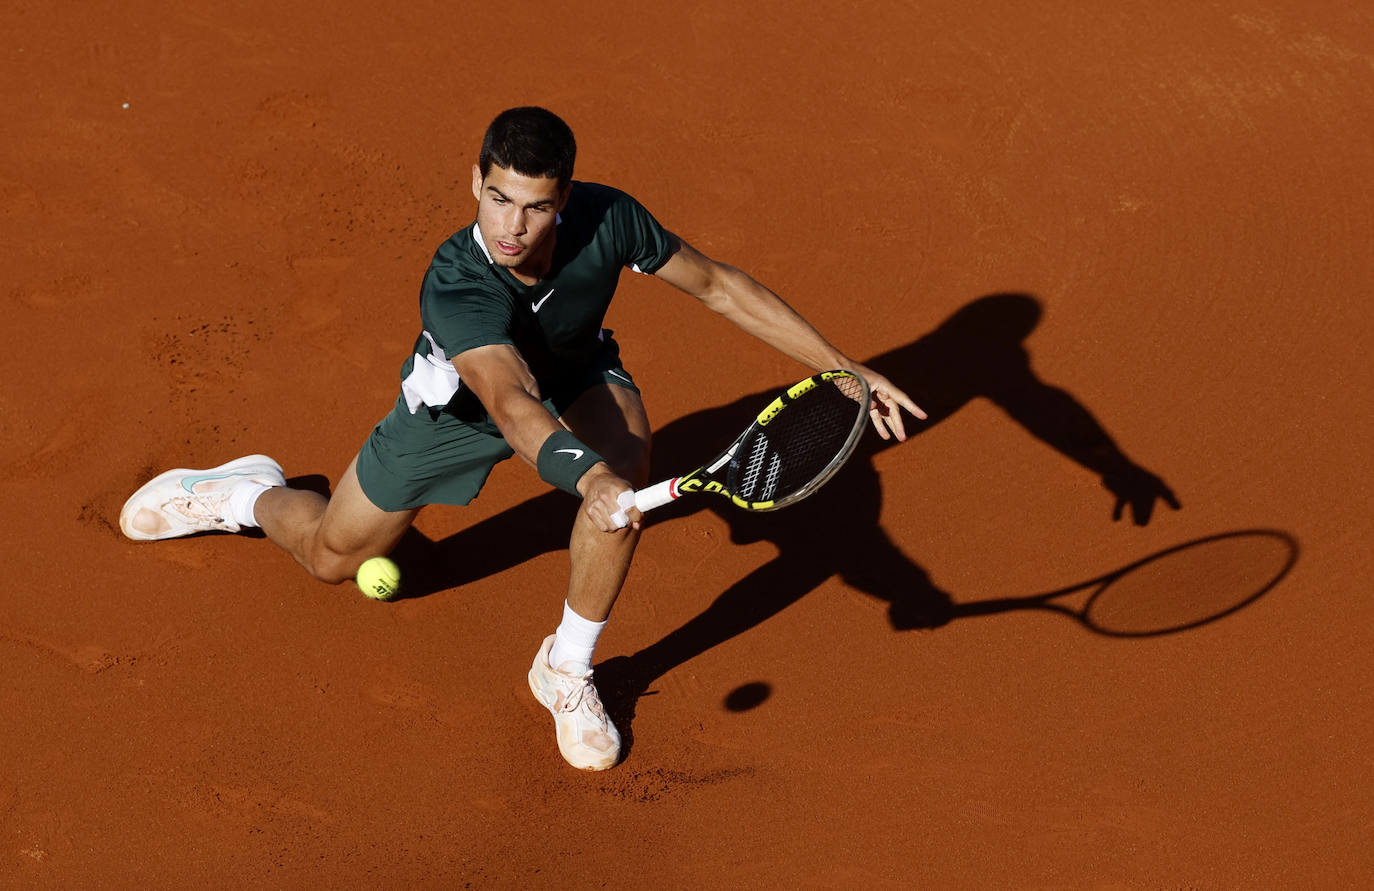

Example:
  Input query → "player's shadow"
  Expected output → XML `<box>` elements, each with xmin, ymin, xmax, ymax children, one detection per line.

<box><xmin>394</xmin><ymin>293</ymin><xmax>1182</xmax><ymax>751</ymax></box>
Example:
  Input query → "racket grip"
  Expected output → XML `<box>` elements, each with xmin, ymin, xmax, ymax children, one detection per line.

<box><xmin>609</xmin><ymin>479</ymin><xmax>679</xmax><ymax>529</ymax></box>
<box><xmin>633</xmin><ymin>479</ymin><xmax>678</xmax><ymax>513</ymax></box>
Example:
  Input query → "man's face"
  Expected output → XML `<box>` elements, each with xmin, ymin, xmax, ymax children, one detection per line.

<box><xmin>471</xmin><ymin>163</ymin><xmax>569</xmax><ymax>273</ymax></box>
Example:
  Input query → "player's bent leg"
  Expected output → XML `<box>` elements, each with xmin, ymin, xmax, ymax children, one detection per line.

<box><xmin>558</xmin><ymin>383</ymin><xmax>652</xmax><ymax>622</ymax></box>
<box><xmin>255</xmin><ymin>457</ymin><xmax>419</xmax><ymax>584</ymax></box>
<box><xmin>527</xmin><ymin>384</ymin><xmax>649</xmax><ymax>770</ymax></box>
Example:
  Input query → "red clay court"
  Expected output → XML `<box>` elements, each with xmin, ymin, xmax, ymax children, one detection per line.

<box><xmin>2</xmin><ymin>1</ymin><xmax>1371</xmax><ymax>886</ymax></box>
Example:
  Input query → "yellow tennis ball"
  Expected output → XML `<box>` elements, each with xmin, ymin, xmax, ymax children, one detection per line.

<box><xmin>356</xmin><ymin>556</ymin><xmax>401</xmax><ymax>601</ymax></box>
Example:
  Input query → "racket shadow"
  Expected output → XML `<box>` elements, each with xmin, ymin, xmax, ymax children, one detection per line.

<box><xmin>949</xmin><ymin>529</ymin><xmax>1299</xmax><ymax>637</ymax></box>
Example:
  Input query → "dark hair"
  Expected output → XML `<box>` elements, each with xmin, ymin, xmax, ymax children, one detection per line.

<box><xmin>478</xmin><ymin>107</ymin><xmax>576</xmax><ymax>186</ymax></box>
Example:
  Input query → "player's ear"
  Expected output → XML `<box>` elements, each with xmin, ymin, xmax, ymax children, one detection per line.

<box><xmin>471</xmin><ymin>164</ymin><xmax>483</xmax><ymax>200</ymax></box>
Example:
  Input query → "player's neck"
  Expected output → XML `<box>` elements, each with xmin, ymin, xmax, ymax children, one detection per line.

<box><xmin>508</xmin><ymin>233</ymin><xmax>556</xmax><ymax>286</ymax></box>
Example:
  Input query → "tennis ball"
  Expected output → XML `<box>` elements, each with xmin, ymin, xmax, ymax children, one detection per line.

<box><xmin>356</xmin><ymin>556</ymin><xmax>401</xmax><ymax>601</ymax></box>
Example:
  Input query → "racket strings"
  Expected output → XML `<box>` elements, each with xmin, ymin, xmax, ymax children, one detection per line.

<box><xmin>736</xmin><ymin>436</ymin><xmax>784</xmax><ymax>501</ymax></box>
<box><xmin>739</xmin><ymin>433</ymin><xmax>771</xmax><ymax>497</ymax></box>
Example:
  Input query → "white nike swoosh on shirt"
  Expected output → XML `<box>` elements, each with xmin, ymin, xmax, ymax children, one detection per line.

<box><xmin>554</xmin><ymin>448</ymin><xmax>584</xmax><ymax>460</ymax></box>
<box><xmin>606</xmin><ymin>368</ymin><xmax>632</xmax><ymax>384</ymax></box>
<box><xmin>531</xmin><ymin>288</ymin><xmax>556</xmax><ymax>312</ymax></box>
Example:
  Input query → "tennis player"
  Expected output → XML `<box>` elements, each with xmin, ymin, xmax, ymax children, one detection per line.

<box><xmin>120</xmin><ymin>107</ymin><xmax>924</xmax><ymax>771</ymax></box>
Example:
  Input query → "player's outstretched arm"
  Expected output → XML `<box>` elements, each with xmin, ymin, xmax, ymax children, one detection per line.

<box><xmin>653</xmin><ymin>235</ymin><xmax>927</xmax><ymax>440</ymax></box>
<box><xmin>451</xmin><ymin>344</ymin><xmax>638</xmax><ymax>530</ymax></box>
<box><xmin>452</xmin><ymin>344</ymin><xmax>565</xmax><ymax>462</ymax></box>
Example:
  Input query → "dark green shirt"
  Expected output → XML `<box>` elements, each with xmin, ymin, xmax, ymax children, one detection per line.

<box><xmin>399</xmin><ymin>181</ymin><xmax>675</xmax><ymax>425</ymax></box>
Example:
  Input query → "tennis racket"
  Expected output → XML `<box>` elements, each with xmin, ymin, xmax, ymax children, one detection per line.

<box><xmin>611</xmin><ymin>369</ymin><xmax>870</xmax><ymax>528</ymax></box>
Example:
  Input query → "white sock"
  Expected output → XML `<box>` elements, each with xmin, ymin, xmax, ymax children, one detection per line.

<box><xmin>548</xmin><ymin>600</ymin><xmax>607</xmax><ymax>674</ymax></box>
<box><xmin>227</xmin><ymin>481</ymin><xmax>271</xmax><ymax>529</ymax></box>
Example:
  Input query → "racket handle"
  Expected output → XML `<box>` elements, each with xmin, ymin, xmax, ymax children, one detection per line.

<box><xmin>609</xmin><ymin>479</ymin><xmax>679</xmax><ymax>528</ymax></box>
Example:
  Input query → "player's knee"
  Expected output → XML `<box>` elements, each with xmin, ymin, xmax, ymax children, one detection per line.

<box><xmin>305</xmin><ymin>546</ymin><xmax>363</xmax><ymax>585</ymax></box>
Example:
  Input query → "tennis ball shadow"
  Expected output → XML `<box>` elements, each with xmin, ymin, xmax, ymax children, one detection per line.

<box><xmin>724</xmin><ymin>681</ymin><xmax>772</xmax><ymax>712</ymax></box>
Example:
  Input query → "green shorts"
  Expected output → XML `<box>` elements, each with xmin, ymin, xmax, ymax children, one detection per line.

<box><xmin>356</xmin><ymin>350</ymin><xmax>640</xmax><ymax>511</ymax></box>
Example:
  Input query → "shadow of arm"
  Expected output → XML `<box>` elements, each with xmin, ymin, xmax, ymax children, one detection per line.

<box><xmin>990</xmin><ymin>379</ymin><xmax>1181</xmax><ymax>525</ymax></box>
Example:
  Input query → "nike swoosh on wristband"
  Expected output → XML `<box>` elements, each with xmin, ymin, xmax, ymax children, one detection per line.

<box><xmin>554</xmin><ymin>448</ymin><xmax>584</xmax><ymax>460</ymax></box>
<box><xmin>531</xmin><ymin>288</ymin><xmax>556</xmax><ymax>312</ymax></box>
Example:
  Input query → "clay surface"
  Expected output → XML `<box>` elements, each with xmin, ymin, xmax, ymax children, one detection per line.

<box><xmin>2</xmin><ymin>1</ymin><xmax>1371</xmax><ymax>885</ymax></box>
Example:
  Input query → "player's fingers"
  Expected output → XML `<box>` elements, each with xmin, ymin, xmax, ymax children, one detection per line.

<box><xmin>612</xmin><ymin>504</ymin><xmax>642</xmax><ymax>531</ymax></box>
<box><xmin>865</xmin><ymin>373</ymin><xmax>926</xmax><ymax>422</ymax></box>
<box><xmin>884</xmin><ymin>385</ymin><xmax>928</xmax><ymax>420</ymax></box>
<box><xmin>875</xmin><ymin>380</ymin><xmax>927</xmax><ymax>422</ymax></box>
<box><xmin>609</xmin><ymin>489</ymin><xmax>643</xmax><ymax>531</ymax></box>
<box><xmin>882</xmin><ymin>404</ymin><xmax>908</xmax><ymax>441</ymax></box>
<box><xmin>602</xmin><ymin>510</ymin><xmax>635</xmax><ymax>533</ymax></box>
<box><xmin>599</xmin><ymin>494</ymin><xmax>644</xmax><ymax>533</ymax></box>
<box><xmin>872</xmin><ymin>390</ymin><xmax>908</xmax><ymax>441</ymax></box>
<box><xmin>586</xmin><ymin>497</ymin><xmax>618</xmax><ymax>533</ymax></box>
<box><xmin>608</xmin><ymin>508</ymin><xmax>643</xmax><ymax>531</ymax></box>
<box><xmin>868</xmin><ymin>404</ymin><xmax>893</xmax><ymax>440</ymax></box>
<box><xmin>899</xmin><ymin>393</ymin><xmax>928</xmax><ymax>421</ymax></box>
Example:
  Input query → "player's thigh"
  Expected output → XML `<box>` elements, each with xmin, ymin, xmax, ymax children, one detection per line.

<box><xmin>317</xmin><ymin>457</ymin><xmax>420</xmax><ymax>561</ymax></box>
<box><xmin>559</xmin><ymin>383</ymin><xmax>651</xmax><ymax>486</ymax></box>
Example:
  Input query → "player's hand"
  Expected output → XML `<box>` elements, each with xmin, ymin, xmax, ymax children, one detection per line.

<box><xmin>577</xmin><ymin>464</ymin><xmax>642</xmax><ymax>532</ymax></box>
<box><xmin>1103</xmin><ymin>465</ymin><xmax>1181</xmax><ymax>526</ymax></box>
<box><xmin>849</xmin><ymin>362</ymin><xmax>927</xmax><ymax>441</ymax></box>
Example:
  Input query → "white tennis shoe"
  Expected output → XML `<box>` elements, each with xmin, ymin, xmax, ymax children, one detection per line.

<box><xmin>527</xmin><ymin>634</ymin><xmax>621</xmax><ymax>771</ymax></box>
<box><xmin>119</xmin><ymin>454</ymin><xmax>285</xmax><ymax>541</ymax></box>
